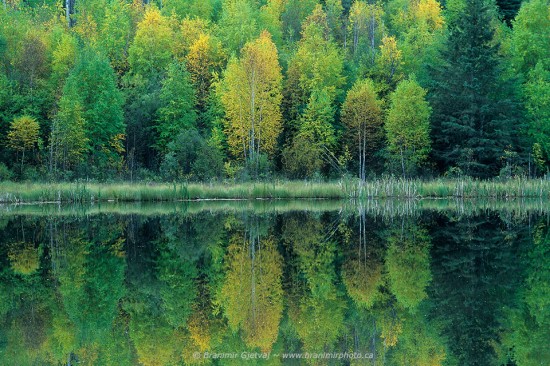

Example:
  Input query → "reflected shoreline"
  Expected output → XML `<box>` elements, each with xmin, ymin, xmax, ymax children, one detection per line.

<box><xmin>1</xmin><ymin>198</ymin><xmax>549</xmax><ymax>218</ymax></box>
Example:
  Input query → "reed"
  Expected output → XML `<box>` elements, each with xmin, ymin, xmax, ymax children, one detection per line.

<box><xmin>1</xmin><ymin>198</ymin><xmax>547</xmax><ymax>219</ymax></box>
<box><xmin>0</xmin><ymin>177</ymin><xmax>548</xmax><ymax>203</ymax></box>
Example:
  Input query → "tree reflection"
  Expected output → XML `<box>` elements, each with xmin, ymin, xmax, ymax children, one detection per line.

<box><xmin>0</xmin><ymin>208</ymin><xmax>545</xmax><ymax>365</ymax></box>
<box><xmin>341</xmin><ymin>208</ymin><xmax>384</xmax><ymax>309</ymax></box>
<box><xmin>385</xmin><ymin>219</ymin><xmax>432</xmax><ymax>311</ymax></box>
<box><xmin>283</xmin><ymin>215</ymin><xmax>346</xmax><ymax>360</ymax></box>
<box><xmin>501</xmin><ymin>218</ymin><xmax>550</xmax><ymax>365</ymax></box>
<box><xmin>428</xmin><ymin>212</ymin><xmax>530</xmax><ymax>365</ymax></box>
<box><xmin>220</xmin><ymin>218</ymin><xmax>283</xmax><ymax>352</ymax></box>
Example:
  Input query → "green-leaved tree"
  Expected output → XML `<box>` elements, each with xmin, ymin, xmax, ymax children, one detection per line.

<box><xmin>385</xmin><ymin>79</ymin><xmax>431</xmax><ymax>178</ymax></box>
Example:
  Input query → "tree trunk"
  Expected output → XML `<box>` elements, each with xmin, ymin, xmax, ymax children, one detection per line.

<box><xmin>400</xmin><ymin>146</ymin><xmax>405</xmax><ymax>179</ymax></box>
<box><xmin>362</xmin><ymin>124</ymin><xmax>367</xmax><ymax>182</ymax></box>
<box><xmin>370</xmin><ymin>13</ymin><xmax>375</xmax><ymax>64</ymax></box>
<box><xmin>66</xmin><ymin>0</ymin><xmax>71</xmax><ymax>27</ymax></box>
<box><xmin>21</xmin><ymin>149</ymin><xmax>25</xmax><ymax>177</ymax></box>
<box><xmin>359</xmin><ymin>140</ymin><xmax>364</xmax><ymax>182</ymax></box>
<box><xmin>66</xmin><ymin>0</ymin><xmax>76</xmax><ymax>27</ymax></box>
<box><xmin>49</xmin><ymin>131</ymin><xmax>54</xmax><ymax>175</ymax></box>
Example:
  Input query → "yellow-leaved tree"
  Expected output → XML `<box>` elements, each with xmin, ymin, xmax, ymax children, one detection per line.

<box><xmin>220</xmin><ymin>234</ymin><xmax>283</xmax><ymax>352</ymax></box>
<box><xmin>341</xmin><ymin>78</ymin><xmax>384</xmax><ymax>181</ymax></box>
<box><xmin>6</xmin><ymin>115</ymin><xmax>40</xmax><ymax>175</ymax></box>
<box><xmin>128</xmin><ymin>5</ymin><xmax>173</xmax><ymax>78</ymax></box>
<box><xmin>376</xmin><ymin>35</ymin><xmax>404</xmax><ymax>86</ymax></box>
<box><xmin>186</xmin><ymin>33</ymin><xmax>225</xmax><ymax>109</ymax></box>
<box><xmin>218</xmin><ymin>30</ymin><xmax>283</xmax><ymax>167</ymax></box>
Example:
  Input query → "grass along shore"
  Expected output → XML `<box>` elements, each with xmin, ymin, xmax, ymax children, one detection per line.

<box><xmin>0</xmin><ymin>178</ymin><xmax>548</xmax><ymax>203</ymax></box>
<box><xmin>1</xmin><ymin>198</ymin><xmax>548</xmax><ymax>218</ymax></box>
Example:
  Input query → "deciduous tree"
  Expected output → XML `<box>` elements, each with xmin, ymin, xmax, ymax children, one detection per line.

<box><xmin>342</xmin><ymin>78</ymin><xmax>384</xmax><ymax>181</ymax></box>
<box><xmin>385</xmin><ymin>79</ymin><xmax>431</xmax><ymax>178</ymax></box>
<box><xmin>283</xmin><ymin>89</ymin><xmax>337</xmax><ymax>178</ymax></box>
<box><xmin>156</xmin><ymin>61</ymin><xmax>197</xmax><ymax>153</ymax></box>
<box><xmin>506</xmin><ymin>0</ymin><xmax>550</xmax><ymax>174</ymax></box>
<box><xmin>6</xmin><ymin>115</ymin><xmax>39</xmax><ymax>174</ymax></box>
<box><xmin>60</xmin><ymin>48</ymin><xmax>125</xmax><ymax>174</ymax></box>
<box><xmin>50</xmin><ymin>101</ymin><xmax>89</xmax><ymax>175</ymax></box>
<box><xmin>217</xmin><ymin>0</ymin><xmax>259</xmax><ymax>55</ymax></box>
<box><xmin>348</xmin><ymin>1</ymin><xmax>385</xmax><ymax>65</ymax></box>
<box><xmin>219</xmin><ymin>31</ymin><xmax>283</xmax><ymax>165</ymax></box>
<box><xmin>128</xmin><ymin>6</ymin><xmax>173</xmax><ymax>78</ymax></box>
<box><xmin>186</xmin><ymin>33</ymin><xmax>225</xmax><ymax>114</ymax></box>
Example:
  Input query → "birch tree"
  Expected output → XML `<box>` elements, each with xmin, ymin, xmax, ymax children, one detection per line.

<box><xmin>6</xmin><ymin>115</ymin><xmax>39</xmax><ymax>175</ymax></box>
<box><xmin>385</xmin><ymin>79</ymin><xmax>431</xmax><ymax>178</ymax></box>
<box><xmin>342</xmin><ymin>78</ymin><xmax>384</xmax><ymax>181</ymax></box>
<box><xmin>348</xmin><ymin>1</ymin><xmax>385</xmax><ymax>64</ymax></box>
<box><xmin>219</xmin><ymin>30</ymin><xmax>283</xmax><ymax>164</ymax></box>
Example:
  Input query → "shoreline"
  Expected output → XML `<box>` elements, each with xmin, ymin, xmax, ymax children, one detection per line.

<box><xmin>0</xmin><ymin>178</ymin><xmax>548</xmax><ymax>203</ymax></box>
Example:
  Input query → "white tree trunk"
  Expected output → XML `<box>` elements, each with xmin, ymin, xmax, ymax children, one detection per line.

<box><xmin>66</xmin><ymin>0</ymin><xmax>75</xmax><ymax>27</ymax></box>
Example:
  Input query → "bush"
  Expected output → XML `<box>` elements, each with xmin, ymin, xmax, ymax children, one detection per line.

<box><xmin>22</xmin><ymin>166</ymin><xmax>42</xmax><ymax>182</ymax></box>
<box><xmin>160</xmin><ymin>129</ymin><xmax>224</xmax><ymax>181</ymax></box>
<box><xmin>237</xmin><ymin>153</ymin><xmax>272</xmax><ymax>181</ymax></box>
<box><xmin>193</xmin><ymin>145</ymin><xmax>224</xmax><ymax>181</ymax></box>
<box><xmin>282</xmin><ymin>133</ymin><xmax>323</xmax><ymax>179</ymax></box>
<box><xmin>0</xmin><ymin>163</ymin><xmax>13</xmax><ymax>181</ymax></box>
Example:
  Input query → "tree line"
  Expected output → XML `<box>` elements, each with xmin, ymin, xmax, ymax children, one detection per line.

<box><xmin>0</xmin><ymin>0</ymin><xmax>547</xmax><ymax>182</ymax></box>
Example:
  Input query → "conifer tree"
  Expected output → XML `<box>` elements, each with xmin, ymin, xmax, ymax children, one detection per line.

<box><xmin>430</xmin><ymin>0</ymin><xmax>523</xmax><ymax>178</ymax></box>
<box><xmin>496</xmin><ymin>0</ymin><xmax>523</xmax><ymax>25</ymax></box>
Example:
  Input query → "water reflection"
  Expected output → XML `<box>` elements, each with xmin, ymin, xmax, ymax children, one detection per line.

<box><xmin>0</xmin><ymin>205</ymin><xmax>548</xmax><ymax>365</ymax></box>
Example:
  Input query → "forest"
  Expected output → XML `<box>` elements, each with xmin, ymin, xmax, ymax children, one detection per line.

<box><xmin>0</xmin><ymin>0</ymin><xmax>548</xmax><ymax>182</ymax></box>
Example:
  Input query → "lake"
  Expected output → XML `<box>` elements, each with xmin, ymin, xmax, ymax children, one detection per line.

<box><xmin>0</xmin><ymin>200</ymin><xmax>548</xmax><ymax>365</ymax></box>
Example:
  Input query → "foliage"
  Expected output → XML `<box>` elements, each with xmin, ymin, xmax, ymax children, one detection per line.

<box><xmin>6</xmin><ymin>115</ymin><xmax>40</xmax><ymax>155</ymax></box>
<box><xmin>162</xmin><ymin>0</ymin><xmax>215</xmax><ymax>20</ymax></box>
<box><xmin>156</xmin><ymin>61</ymin><xmax>197</xmax><ymax>153</ymax></box>
<box><xmin>287</xmin><ymin>5</ymin><xmax>345</xmax><ymax>110</ymax></box>
<box><xmin>283</xmin><ymin>89</ymin><xmax>337</xmax><ymax>178</ymax></box>
<box><xmin>185</xmin><ymin>33</ymin><xmax>225</xmax><ymax>113</ymax></box>
<box><xmin>430</xmin><ymin>0</ymin><xmax>523</xmax><ymax>178</ymax></box>
<box><xmin>0</xmin><ymin>163</ymin><xmax>13</xmax><ymax>181</ymax></box>
<box><xmin>341</xmin><ymin>78</ymin><xmax>384</xmax><ymax>180</ymax></box>
<box><xmin>505</xmin><ymin>0</ymin><xmax>550</xmax><ymax>172</ymax></box>
<box><xmin>217</xmin><ymin>0</ymin><xmax>259</xmax><ymax>55</ymax></box>
<box><xmin>385</xmin><ymin>79</ymin><xmax>431</xmax><ymax>177</ymax></box>
<box><xmin>50</xmin><ymin>100</ymin><xmax>89</xmax><ymax>174</ymax></box>
<box><xmin>219</xmin><ymin>31</ymin><xmax>283</xmax><ymax>164</ymax></box>
<box><xmin>6</xmin><ymin>115</ymin><xmax>40</xmax><ymax>175</ymax></box>
<box><xmin>348</xmin><ymin>1</ymin><xmax>385</xmax><ymax>66</ymax></box>
<box><xmin>59</xmin><ymin>47</ymin><xmax>125</xmax><ymax>175</ymax></box>
<box><xmin>128</xmin><ymin>5</ymin><xmax>173</xmax><ymax>78</ymax></box>
<box><xmin>160</xmin><ymin>129</ymin><xmax>223</xmax><ymax>181</ymax></box>
<box><xmin>0</xmin><ymin>0</ymin><xmax>544</xmax><ymax>181</ymax></box>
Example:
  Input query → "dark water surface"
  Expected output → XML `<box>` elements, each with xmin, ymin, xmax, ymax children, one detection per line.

<box><xmin>0</xmin><ymin>201</ymin><xmax>548</xmax><ymax>365</ymax></box>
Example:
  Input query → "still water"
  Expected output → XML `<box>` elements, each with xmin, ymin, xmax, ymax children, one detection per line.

<box><xmin>0</xmin><ymin>201</ymin><xmax>548</xmax><ymax>365</ymax></box>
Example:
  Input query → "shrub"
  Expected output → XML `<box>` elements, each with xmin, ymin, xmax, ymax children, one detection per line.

<box><xmin>160</xmin><ymin>129</ymin><xmax>224</xmax><ymax>181</ymax></box>
<box><xmin>0</xmin><ymin>163</ymin><xmax>13</xmax><ymax>181</ymax></box>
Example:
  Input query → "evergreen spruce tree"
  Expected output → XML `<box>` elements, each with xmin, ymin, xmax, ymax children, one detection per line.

<box><xmin>430</xmin><ymin>0</ymin><xmax>524</xmax><ymax>178</ymax></box>
<box><xmin>496</xmin><ymin>0</ymin><xmax>524</xmax><ymax>25</ymax></box>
